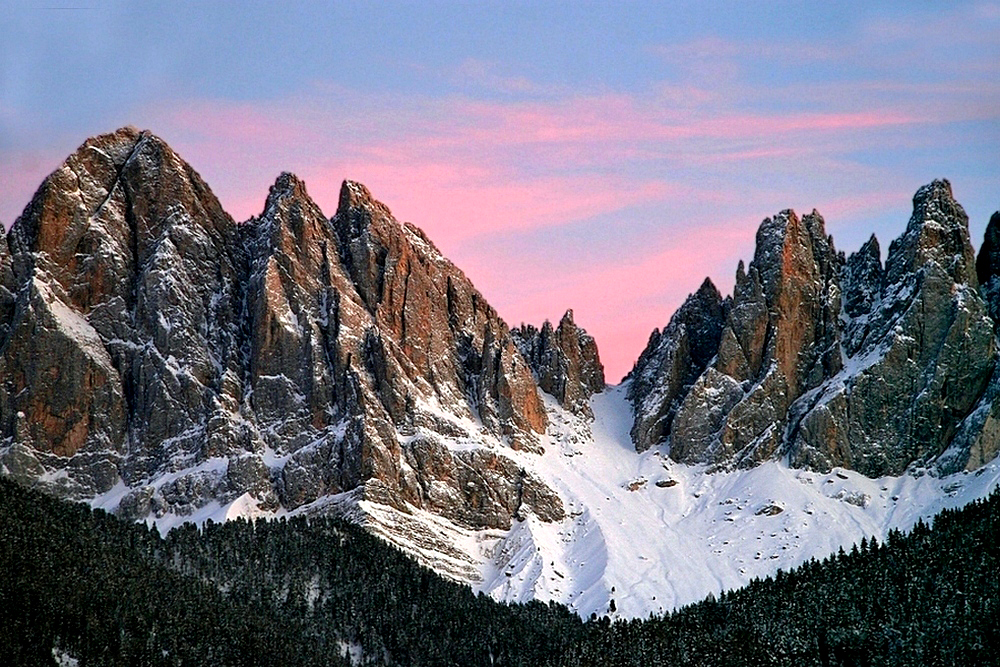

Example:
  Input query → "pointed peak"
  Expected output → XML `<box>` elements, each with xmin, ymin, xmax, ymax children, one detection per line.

<box><xmin>339</xmin><ymin>179</ymin><xmax>372</xmax><ymax>208</ymax></box>
<box><xmin>908</xmin><ymin>178</ymin><xmax>967</xmax><ymax>233</ymax></box>
<box><xmin>87</xmin><ymin>125</ymin><xmax>143</xmax><ymax>151</ymax></box>
<box><xmin>779</xmin><ymin>208</ymin><xmax>799</xmax><ymax>222</ymax></box>
<box><xmin>250</xmin><ymin>172</ymin><xmax>332</xmax><ymax>256</ymax></box>
<box><xmin>337</xmin><ymin>180</ymin><xmax>394</xmax><ymax>220</ymax></box>
<box><xmin>265</xmin><ymin>172</ymin><xmax>311</xmax><ymax>207</ymax></box>
<box><xmin>696</xmin><ymin>276</ymin><xmax>720</xmax><ymax>299</ymax></box>
<box><xmin>73</xmin><ymin>127</ymin><xmax>166</xmax><ymax>168</ymax></box>
<box><xmin>802</xmin><ymin>208</ymin><xmax>827</xmax><ymax>235</ymax></box>
<box><xmin>272</xmin><ymin>171</ymin><xmax>306</xmax><ymax>192</ymax></box>
<box><xmin>860</xmin><ymin>233</ymin><xmax>881</xmax><ymax>256</ymax></box>
<box><xmin>913</xmin><ymin>178</ymin><xmax>954</xmax><ymax>207</ymax></box>
<box><xmin>976</xmin><ymin>211</ymin><xmax>1000</xmax><ymax>286</ymax></box>
<box><xmin>886</xmin><ymin>179</ymin><xmax>975</xmax><ymax>286</ymax></box>
<box><xmin>559</xmin><ymin>308</ymin><xmax>575</xmax><ymax>327</ymax></box>
<box><xmin>679</xmin><ymin>278</ymin><xmax>724</xmax><ymax>319</ymax></box>
<box><xmin>754</xmin><ymin>209</ymin><xmax>799</xmax><ymax>255</ymax></box>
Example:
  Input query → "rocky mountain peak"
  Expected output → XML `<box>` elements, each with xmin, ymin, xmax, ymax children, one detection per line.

<box><xmin>1</xmin><ymin>130</ymin><xmax>570</xmax><ymax>542</ymax></box>
<box><xmin>886</xmin><ymin>178</ymin><xmax>977</xmax><ymax>288</ymax></box>
<box><xmin>336</xmin><ymin>179</ymin><xmax>395</xmax><ymax>231</ymax></box>
<box><xmin>252</xmin><ymin>172</ymin><xmax>332</xmax><ymax>258</ymax></box>
<box><xmin>975</xmin><ymin>212</ymin><xmax>1000</xmax><ymax>322</ymax></box>
<box><xmin>976</xmin><ymin>212</ymin><xmax>1000</xmax><ymax>285</ymax></box>
<box><xmin>840</xmin><ymin>234</ymin><xmax>884</xmax><ymax>355</ymax></box>
<box><xmin>648</xmin><ymin>203</ymin><xmax>844</xmax><ymax>465</ymax></box>
<box><xmin>265</xmin><ymin>171</ymin><xmax>311</xmax><ymax>207</ymax></box>
<box><xmin>626</xmin><ymin>276</ymin><xmax>725</xmax><ymax>452</ymax></box>
<box><xmin>843</xmin><ymin>235</ymin><xmax>882</xmax><ymax>315</ymax></box>
<box><xmin>628</xmin><ymin>180</ymin><xmax>997</xmax><ymax>477</ymax></box>
<box><xmin>512</xmin><ymin>309</ymin><xmax>605</xmax><ymax>417</ymax></box>
<box><xmin>0</xmin><ymin>128</ymin><xmax>244</xmax><ymax>496</ymax></box>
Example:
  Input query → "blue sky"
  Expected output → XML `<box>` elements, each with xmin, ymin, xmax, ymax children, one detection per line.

<box><xmin>2</xmin><ymin>1</ymin><xmax>998</xmax><ymax>377</ymax></box>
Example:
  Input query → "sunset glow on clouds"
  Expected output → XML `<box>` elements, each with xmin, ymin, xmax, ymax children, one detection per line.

<box><xmin>2</xmin><ymin>2</ymin><xmax>998</xmax><ymax>378</ymax></box>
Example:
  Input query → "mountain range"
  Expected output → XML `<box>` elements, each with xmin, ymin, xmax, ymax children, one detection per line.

<box><xmin>2</xmin><ymin>128</ymin><xmax>999</xmax><ymax>618</ymax></box>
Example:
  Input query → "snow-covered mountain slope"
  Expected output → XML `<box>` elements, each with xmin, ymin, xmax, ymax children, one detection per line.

<box><xmin>473</xmin><ymin>384</ymin><xmax>1000</xmax><ymax>618</ymax></box>
<box><xmin>91</xmin><ymin>381</ymin><xmax>1000</xmax><ymax>620</ymax></box>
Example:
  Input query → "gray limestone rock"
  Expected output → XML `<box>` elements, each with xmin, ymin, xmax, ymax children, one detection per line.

<box><xmin>668</xmin><ymin>209</ymin><xmax>843</xmax><ymax>467</ymax></box>
<box><xmin>789</xmin><ymin>181</ymin><xmax>994</xmax><ymax>475</ymax></box>
<box><xmin>513</xmin><ymin>309</ymin><xmax>606</xmax><ymax>417</ymax></box>
<box><xmin>626</xmin><ymin>278</ymin><xmax>725</xmax><ymax>452</ymax></box>
<box><xmin>841</xmin><ymin>234</ymin><xmax>883</xmax><ymax>356</ymax></box>
<box><xmin>0</xmin><ymin>231</ymin><xmax>12</xmax><ymax>346</ymax></box>
<box><xmin>632</xmin><ymin>180</ymin><xmax>999</xmax><ymax>477</ymax></box>
<box><xmin>976</xmin><ymin>211</ymin><xmax>1000</xmax><ymax>322</ymax></box>
<box><xmin>0</xmin><ymin>129</ymin><xmax>570</xmax><ymax>532</ymax></box>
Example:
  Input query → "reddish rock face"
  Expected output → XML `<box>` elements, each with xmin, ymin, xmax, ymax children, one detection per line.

<box><xmin>664</xmin><ymin>209</ymin><xmax>844</xmax><ymax>466</ymax></box>
<box><xmin>630</xmin><ymin>180</ymin><xmax>1000</xmax><ymax>477</ymax></box>
<box><xmin>513</xmin><ymin>309</ymin><xmax>606</xmax><ymax>417</ymax></box>
<box><xmin>0</xmin><ymin>129</ymin><xmax>564</xmax><ymax>527</ymax></box>
<box><xmin>1</xmin><ymin>128</ymin><xmax>242</xmax><ymax>496</ymax></box>
<box><xmin>333</xmin><ymin>180</ymin><xmax>547</xmax><ymax>449</ymax></box>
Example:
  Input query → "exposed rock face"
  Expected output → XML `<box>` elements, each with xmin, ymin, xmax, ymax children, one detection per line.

<box><xmin>668</xmin><ymin>210</ymin><xmax>844</xmax><ymax>466</ymax></box>
<box><xmin>790</xmin><ymin>181</ymin><xmax>994</xmax><ymax>475</ymax></box>
<box><xmin>943</xmin><ymin>210</ymin><xmax>1000</xmax><ymax>474</ymax></box>
<box><xmin>513</xmin><ymin>309</ymin><xmax>605</xmax><ymax>416</ymax></box>
<box><xmin>626</xmin><ymin>278</ymin><xmax>724</xmax><ymax>451</ymax></box>
<box><xmin>631</xmin><ymin>180</ymin><xmax>1000</xmax><ymax>477</ymax></box>
<box><xmin>0</xmin><ymin>231</ymin><xmax>13</xmax><ymax>345</ymax></box>
<box><xmin>1</xmin><ymin>127</ymin><xmax>241</xmax><ymax>498</ymax></box>
<box><xmin>976</xmin><ymin>211</ymin><xmax>1000</xmax><ymax>322</ymax></box>
<box><xmin>840</xmin><ymin>235</ymin><xmax>883</xmax><ymax>355</ymax></box>
<box><xmin>333</xmin><ymin>181</ymin><xmax>547</xmax><ymax>451</ymax></box>
<box><xmin>0</xmin><ymin>128</ymin><xmax>567</xmax><ymax>530</ymax></box>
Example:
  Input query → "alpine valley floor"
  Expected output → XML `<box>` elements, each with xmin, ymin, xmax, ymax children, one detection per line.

<box><xmin>89</xmin><ymin>381</ymin><xmax>1000</xmax><ymax>620</ymax></box>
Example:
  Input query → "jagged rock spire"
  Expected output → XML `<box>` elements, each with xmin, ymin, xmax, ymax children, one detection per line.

<box><xmin>513</xmin><ymin>308</ymin><xmax>605</xmax><ymax>417</ymax></box>
<box><xmin>0</xmin><ymin>129</ymin><xmax>562</xmax><ymax>534</ymax></box>
<box><xmin>627</xmin><ymin>277</ymin><xmax>724</xmax><ymax>452</ymax></box>
<box><xmin>629</xmin><ymin>181</ymin><xmax>998</xmax><ymax>476</ymax></box>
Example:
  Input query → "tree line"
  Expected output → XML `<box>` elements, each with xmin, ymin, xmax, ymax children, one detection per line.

<box><xmin>1</xmin><ymin>477</ymin><xmax>997</xmax><ymax>665</ymax></box>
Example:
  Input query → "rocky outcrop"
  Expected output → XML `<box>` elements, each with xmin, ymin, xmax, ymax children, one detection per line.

<box><xmin>0</xmin><ymin>127</ymin><xmax>242</xmax><ymax>499</ymax></box>
<box><xmin>631</xmin><ymin>180</ymin><xmax>1000</xmax><ymax>477</ymax></box>
<box><xmin>840</xmin><ymin>235</ymin><xmax>883</xmax><ymax>355</ymax></box>
<box><xmin>976</xmin><ymin>211</ymin><xmax>1000</xmax><ymax>322</ymax></box>
<box><xmin>0</xmin><ymin>231</ymin><xmax>12</xmax><ymax>346</ymax></box>
<box><xmin>333</xmin><ymin>180</ymin><xmax>547</xmax><ymax>450</ymax></box>
<box><xmin>667</xmin><ymin>209</ymin><xmax>844</xmax><ymax>466</ymax></box>
<box><xmin>940</xmin><ymin>210</ymin><xmax>1000</xmax><ymax>474</ymax></box>
<box><xmin>513</xmin><ymin>310</ymin><xmax>605</xmax><ymax>416</ymax></box>
<box><xmin>0</xmin><ymin>128</ymin><xmax>567</xmax><ymax>530</ymax></box>
<box><xmin>789</xmin><ymin>181</ymin><xmax>994</xmax><ymax>476</ymax></box>
<box><xmin>626</xmin><ymin>278</ymin><xmax>724</xmax><ymax>451</ymax></box>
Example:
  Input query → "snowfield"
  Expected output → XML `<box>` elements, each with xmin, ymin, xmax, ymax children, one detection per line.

<box><xmin>92</xmin><ymin>382</ymin><xmax>1000</xmax><ymax>620</ymax></box>
<box><xmin>471</xmin><ymin>384</ymin><xmax>1000</xmax><ymax>618</ymax></box>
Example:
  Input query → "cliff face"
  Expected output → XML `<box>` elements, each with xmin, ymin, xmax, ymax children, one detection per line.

<box><xmin>0</xmin><ymin>128</ymin><xmax>566</xmax><ymax>532</ymax></box>
<box><xmin>626</xmin><ymin>278</ymin><xmax>724</xmax><ymax>452</ymax></box>
<box><xmin>629</xmin><ymin>180</ymin><xmax>1000</xmax><ymax>477</ymax></box>
<box><xmin>789</xmin><ymin>181</ymin><xmax>994</xmax><ymax>476</ymax></box>
<box><xmin>1</xmin><ymin>128</ymin><xmax>242</xmax><ymax>498</ymax></box>
<box><xmin>513</xmin><ymin>309</ymin><xmax>605</xmax><ymax>417</ymax></box>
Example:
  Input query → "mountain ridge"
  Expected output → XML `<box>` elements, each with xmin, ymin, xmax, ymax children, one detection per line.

<box><xmin>2</xmin><ymin>128</ymin><xmax>999</xmax><ymax>618</ymax></box>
